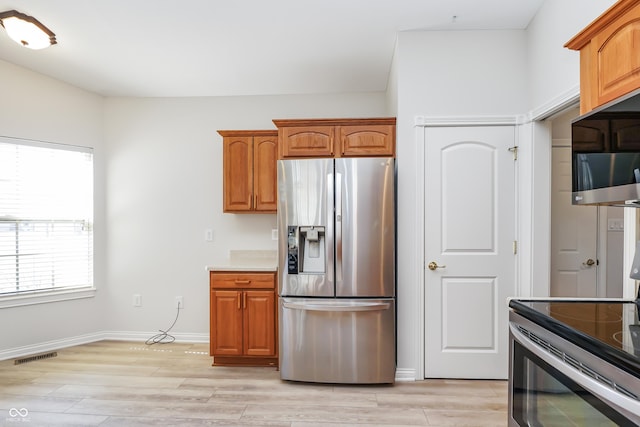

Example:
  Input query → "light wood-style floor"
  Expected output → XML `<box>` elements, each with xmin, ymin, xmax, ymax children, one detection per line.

<box><xmin>0</xmin><ymin>341</ymin><xmax>508</xmax><ymax>426</ymax></box>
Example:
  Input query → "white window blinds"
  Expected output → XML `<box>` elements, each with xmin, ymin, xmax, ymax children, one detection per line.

<box><xmin>0</xmin><ymin>137</ymin><xmax>93</xmax><ymax>296</ymax></box>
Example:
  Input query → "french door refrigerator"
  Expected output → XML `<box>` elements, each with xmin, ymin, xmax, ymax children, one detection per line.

<box><xmin>277</xmin><ymin>157</ymin><xmax>396</xmax><ymax>384</ymax></box>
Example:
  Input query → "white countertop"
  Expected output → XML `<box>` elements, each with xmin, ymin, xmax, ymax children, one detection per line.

<box><xmin>207</xmin><ymin>250</ymin><xmax>277</xmax><ymax>272</ymax></box>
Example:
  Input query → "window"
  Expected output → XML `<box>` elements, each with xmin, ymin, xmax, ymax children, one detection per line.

<box><xmin>0</xmin><ymin>137</ymin><xmax>93</xmax><ymax>298</ymax></box>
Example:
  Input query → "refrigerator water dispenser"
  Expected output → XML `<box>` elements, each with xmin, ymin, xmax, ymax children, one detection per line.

<box><xmin>287</xmin><ymin>226</ymin><xmax>325</xmax><ymax>274</ymax></box>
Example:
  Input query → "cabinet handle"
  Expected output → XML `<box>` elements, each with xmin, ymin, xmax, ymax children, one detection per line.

<box><xmin>237</xmin><ymin>293</ymin><xmax>241</xmax><ymax>309</ymax></box>
<box><xmin>234</xmin><ymin>280</ymin><xmax>251</xmax><ymax>285</ymax></box>
<box><xmin>255</xmin><ymin>194</ymin><xmax>258</xmax><ymax>209</ymax></box>
<box><xmin>243</xmin><ymin>293</ymin><xmax>247</xmax><ymax>309</ymax></box>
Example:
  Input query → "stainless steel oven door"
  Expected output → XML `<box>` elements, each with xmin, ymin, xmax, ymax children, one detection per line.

<box><xmin>508</xmin><ymin>314</ymin><xmax>640</xmax><ymax>426</ymax></box>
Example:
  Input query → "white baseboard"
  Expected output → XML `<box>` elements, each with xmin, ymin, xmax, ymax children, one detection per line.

<box><xmin>395</xmin><ymin>367</ymin><xmax>418</xmax><ymax>382</ymax></box>
<box><xmin>0</xmin><ymin>331</ymin><xmax>209</xmax><ymax>361</ymax></box>
<box><xmin>104</xmin><ymin>331</ymin><xmax>209</xmax><ymax>343</ymax></box>
<box><xmin>0</xmin><ymin>332</ymin><xmax>107</xmax><ymax>361</ymax></box>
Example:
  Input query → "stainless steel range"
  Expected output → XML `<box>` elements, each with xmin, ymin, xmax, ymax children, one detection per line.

<box><xmin>508</xmin><ymin>299</ymin><xmax>640</xmax><ymax>426</ymax></box>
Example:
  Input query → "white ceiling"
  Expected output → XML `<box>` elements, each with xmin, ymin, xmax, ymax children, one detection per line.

<box><xmin>0</xmin><ymin>0</ymin><xmax>545</xmax><ymax>97</ymax></box>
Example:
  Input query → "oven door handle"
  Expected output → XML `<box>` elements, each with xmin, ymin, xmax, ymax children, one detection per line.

<box><xmin>510</xmin><ymin>323</ymin><xmax>640</xmax><ymax>424</ymax></box>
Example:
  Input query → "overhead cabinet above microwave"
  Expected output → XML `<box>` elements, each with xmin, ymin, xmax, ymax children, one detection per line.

<box><xmin>566</xmin><ymin>0</ymin><xmax>640</xmax><ymax>114</ymax></box>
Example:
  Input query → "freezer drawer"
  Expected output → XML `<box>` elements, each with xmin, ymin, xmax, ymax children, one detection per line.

<box><xmin>279</xmin><ymin>297</ymin><xmax>396</xmax><ymax>384</ymax></box>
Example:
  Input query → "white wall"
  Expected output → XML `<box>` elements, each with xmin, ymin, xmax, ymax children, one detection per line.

<box><xmin>103</xmin><ymin>94</ymin><xmax>389</xmax><ymax>337</ymax></box>
<box><xmin>0</xmin><ymin>59</ymin><xmax>106</xmax><ymax>354</ymax></box>
<box><xmin>526</xmin><ymin>0</ymin><xmax>617</xmax><ymax>113</ymax></box>
<box><xmin>386</xmin><ymin>39</ymin><xmax>399</xmax><ymax>116</ymax></box>
<box><xmin>0</xmin><ymin>0</ymin><xmax>626</xmax><ymax>375</ymax></box>
<box><xmin>394</xmin><ymin>30</ymin><xmax>528</xmax><ymax>378</ymax></box>
<box><xmin>0</xmin><ymin>56</ymin><xmax>388</xmax><ymax>355</ymax></box>
<box><xmin>393</xmin><ymin>0</ymin><xmax>619</xmax><ymax>376</ymax></box>
<box><xmin>519</xmin><ymin>0</ymin><xmax>618</xmax><ymax>299</ymax></box>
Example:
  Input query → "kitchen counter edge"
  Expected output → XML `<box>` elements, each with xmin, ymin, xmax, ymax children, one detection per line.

<box><xmin>206</xmin><ymin>265</ymin><xmax>277</xmax><ymax>272</ymax></box>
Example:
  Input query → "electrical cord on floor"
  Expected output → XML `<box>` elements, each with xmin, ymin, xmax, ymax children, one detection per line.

<box><xmin>145</xmin><ymin>302</ymin><xmax>181</xmax><ymax>345</ymax></box>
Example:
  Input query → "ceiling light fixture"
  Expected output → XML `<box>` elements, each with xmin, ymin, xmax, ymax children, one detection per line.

<box><xmin>0</xmin><ymin>10</ymin><xmax>56</xmax><ymax>50</ymax></box>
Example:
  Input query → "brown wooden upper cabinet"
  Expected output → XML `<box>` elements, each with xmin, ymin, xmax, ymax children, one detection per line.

<box><xmin>273</xmin><ymin>117</ymin><xmax>396</xmax><ymax>159</ymax></box>
<box><xmin>566</xmin><ymin>0</ymin><xmax>640</xmax><ymax>114</ymax></box>
<box><xmin>218</xmin><ymin>130</ymin><xmax>277</xmax><ymax>213</ymax></box>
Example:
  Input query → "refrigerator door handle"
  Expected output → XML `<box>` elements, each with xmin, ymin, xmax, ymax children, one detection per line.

<box><xmin>327</xmin><ymin>171</ymin><xmax>334</xmax><ymax>282</ymax></box>
<box><xmin>282</xmin><ymin>301</ymin><xmax>391</xmax><ymax>312</ymax></box>
<box><xmin>335</xmin><ymin>171</ymin><xmax>342</xmax><ymax>282</ymax></box>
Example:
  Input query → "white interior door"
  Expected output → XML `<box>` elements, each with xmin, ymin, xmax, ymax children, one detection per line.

<box><xmin>424</xmin><ymin>126</ymin><xmax>515</xmax><ymax>379</ymax></box>
<box><xmin>550</xmin><ymin>146</ymin><xmax>599</xmax><ymax>297</ymax></box>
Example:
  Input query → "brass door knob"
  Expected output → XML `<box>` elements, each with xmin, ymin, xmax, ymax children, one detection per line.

<box><xmin>583</xmin><ymin>258</ymin><xmax>596</xmax><ymax>267</ymax></box>
<box><xmin>428</xmin><ymin>261</ymin><xmax>446</xmax><ymax>271</ymax></box>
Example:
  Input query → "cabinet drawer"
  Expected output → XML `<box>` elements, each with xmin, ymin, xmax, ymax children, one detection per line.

<box><xmin>211</xmin><ymin>272</ymin><xmax>275</xmax><ymax>289</ymax></box>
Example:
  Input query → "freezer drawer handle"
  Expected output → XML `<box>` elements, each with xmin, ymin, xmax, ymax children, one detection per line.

<box><xmin>283</xmin><ymin>302</ymin><xmax>390</xmax><ymax>312</ymax></box>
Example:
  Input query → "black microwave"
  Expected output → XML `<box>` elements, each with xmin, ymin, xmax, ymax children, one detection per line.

<box><xmin>572</xmin><ymin>90</ymin><xmax>640</xmax><ymax>206</ymax></box>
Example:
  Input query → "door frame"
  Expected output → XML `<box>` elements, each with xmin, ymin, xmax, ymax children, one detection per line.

<box><xmin>414</xmin><ymin>115</ymin><xmax>519</xmax><ymax>381</ymax></box>
<box><xmin>531</xmin><ymin>92</ymin><xmax>636</xmax><ymax>300</ymax></box>
<box><xmin>413</xmin><ymin>89</ymin><xmax>638</xmax><ymax>380</ymax></box>
<box><xmin>550</xmin><ymin>138</ymin><xmax>609</xmax><ymax>298</ymax></box>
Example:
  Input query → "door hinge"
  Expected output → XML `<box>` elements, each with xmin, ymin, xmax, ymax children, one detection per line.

<box><xmin>508</xmin><ymin>146</ymin><xmax>518</xmax><ymax>161</ymax></box>
<box><xmin>513</xmin><ymin>240</ymin><xmax>518</xmax><ymax>254</ymax></box>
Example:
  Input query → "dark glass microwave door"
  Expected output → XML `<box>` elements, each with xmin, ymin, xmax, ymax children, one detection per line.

<box><xmin>512</xmin><ymin>342</ymin><xmax>633</xmax><ymax>426</ymax></box>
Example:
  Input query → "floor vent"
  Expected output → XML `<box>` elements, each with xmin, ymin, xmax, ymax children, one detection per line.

<box><xmin>14</xmin><ymin>351</ymin><xmax>57</xmax><ymax>365</ymax></box>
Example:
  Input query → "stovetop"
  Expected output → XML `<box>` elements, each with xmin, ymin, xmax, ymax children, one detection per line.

<box><xmin>509</xmin><ymin>299</ymin><xmax>640</xmax><ymax>377</ymax></box>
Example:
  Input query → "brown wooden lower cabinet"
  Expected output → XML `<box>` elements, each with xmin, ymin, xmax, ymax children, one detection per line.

<box><xmin>209</xmin><ymin>271</ymin><xmax>278</xmax><ymax>367</ymax></box>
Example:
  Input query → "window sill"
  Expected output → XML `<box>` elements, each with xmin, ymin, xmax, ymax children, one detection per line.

<box><xmin>0</xmin><ymin>287</ymin><xmax>97</xmax><ymax>309</ymax></box>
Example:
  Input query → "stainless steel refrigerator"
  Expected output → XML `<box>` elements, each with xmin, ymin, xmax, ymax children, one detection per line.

<box><xmin>277</xmin><ymin>157</ymin><xmax>395</xmax><ymax>384</ymax></box>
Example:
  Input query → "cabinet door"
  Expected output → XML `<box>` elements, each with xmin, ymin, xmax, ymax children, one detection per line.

<box><xmin>339</xmin><ymin>124</ymin><xmax>395</xmax><ymax>157</ymax></box>
<box><xmin>280</xmin><ymin>126</ymin><xmax>334</xmax><ymax>158</ymax></box>
<box><xmin>223</xmin><ymin>136</ymin><xmax>253</xmax><ymax>212</ymax></box>
<box><xmin>211</xmin><ymin>290</ymin><xmax>243</xmax><ymax>356</ymax></box>
<box><xmin>253</xmin><ymin>136</ymin><xmax>278</xmax><ymax>212</ymax></box>
<box><xmin>589</xmin><ymin>2</ymin><xmax>640</xmax><ymax>110</ymax></box>
<box><xmin>243</xmin><ymin>290</ymin><xmax>276</xmax><ymax>356</ymax></box>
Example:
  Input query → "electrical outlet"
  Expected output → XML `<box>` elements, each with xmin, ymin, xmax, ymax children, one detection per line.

<box><xmin>133</xmin><ymin>294</ymin><xmax>142</xmax><ymax>307</ymax></box>
<box><xmin>272</xmin><ymin>229</ymin><xmax>278</xmax><ymax>240</ymax></box>
<box><xmin>205</xmin><ymin>229</ymin><xmax>213</xmax><ymax>242</ymax></box>
<box><xmin>175</xmin><ymin>296</ymin><xmax>183</xmax><ymax>309</ymax></box>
